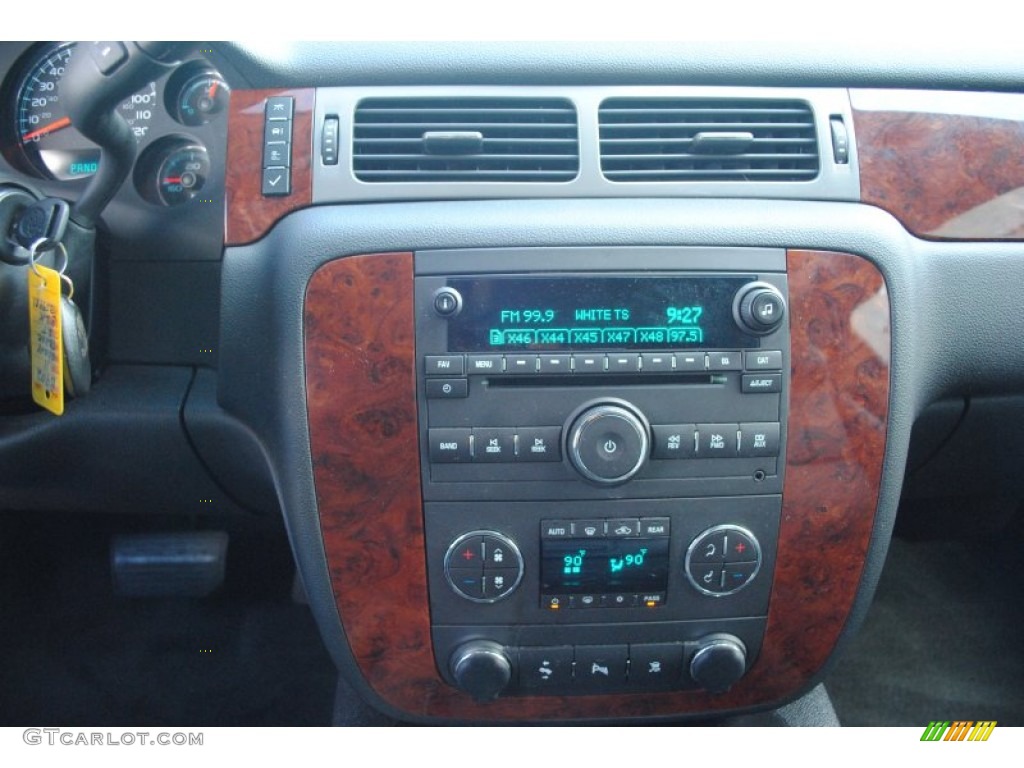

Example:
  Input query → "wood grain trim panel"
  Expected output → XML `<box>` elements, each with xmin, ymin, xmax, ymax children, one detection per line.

<box><xmin>225</xmin><ymin>88</ymin><xmax>314</xmax><ymax>246</ymax></box>
<box><xmin>306</xmin><ymin>250</ymin><xmax>889</xmax><ymax>720</ymax></box>
<box><xmin>855</xmin><ymin>97</ymin><xmax>1024</xmax><ymax>239</ymax></box>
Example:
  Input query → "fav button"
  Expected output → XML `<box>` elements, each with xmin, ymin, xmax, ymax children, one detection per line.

<box><xmin>424</xmin><ymin>355</ymin><xmax>465</xmax><ymax>376</ymax></box>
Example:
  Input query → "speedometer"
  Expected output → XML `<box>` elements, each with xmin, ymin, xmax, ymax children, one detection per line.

<box><xmin>12</xmin><ymin>42</ymin><xmax>157</xmax><ymax>181</ymax></box>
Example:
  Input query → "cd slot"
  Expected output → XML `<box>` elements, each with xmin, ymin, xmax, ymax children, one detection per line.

<box><xmin>486</xmin><ymin>373</ymin><xmax>726</xmax><ymax>388</ymax></box>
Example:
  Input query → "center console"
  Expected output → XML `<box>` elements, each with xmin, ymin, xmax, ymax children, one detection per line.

<box><xmin>301</xmin><ymin>240</ymin><xmax>889</xmax><ymax>722</ymax></box>
<box><xmin>414</xmin><ymin>247</ymin><xmax>789</xmax><ymax>699</ymax></box>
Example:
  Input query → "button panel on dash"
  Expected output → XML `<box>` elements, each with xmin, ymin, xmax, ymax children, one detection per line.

<box><xmin>261</xmin><ymin>96</ymin><xmax>293</xmax><ymax>197</ymax></box>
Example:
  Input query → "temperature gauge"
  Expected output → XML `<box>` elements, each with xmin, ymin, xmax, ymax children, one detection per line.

<box><xmin>173</xmin><ymin>72</ymin><xmax>230</xmax><ymax>126</ymax></box>
<box><xmin>135</xmin><ymin>139</ymin><xmax>209</xmax><ymax>206</ymax></box>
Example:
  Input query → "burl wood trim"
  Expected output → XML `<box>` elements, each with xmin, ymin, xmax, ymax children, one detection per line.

<box><xmin>855</xmin><ymin>106</ymin><xmax>1024</xmax><ymax>239</ymax></box>
<box><xmin>306</xmin><ymin>250</ymin><xmax>890</xmax><ymax>720</ymax></box>
<box><xmin>225</xmin><ymin>89</ymin><xmax>314</xmax><ymax>246</ymax></box>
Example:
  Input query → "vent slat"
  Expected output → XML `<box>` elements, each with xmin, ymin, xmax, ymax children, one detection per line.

<box><xmin>604</xmin><ymin>168</ymin><xmax>820</xmax><ymax>179</ymax></box>
<box><xmin>354</xmin><ymin>97</ymin><xmax>579</xmax><ymax>183</ymax></box>
<box><xmin>599</xmin><ymin>98</ymin><xmax>819</xmax><ymax>183</ymax></box>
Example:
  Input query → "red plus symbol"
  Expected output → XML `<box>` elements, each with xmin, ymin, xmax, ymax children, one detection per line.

<box><xmin>734</xmin><ymin>542</ymin><xmax>746</xmax><ymax>554</ymax></box>
<box><xmin>461</xmin><ymin>548</ymin><xmax>476</xmax><ymax>561</ymax></box>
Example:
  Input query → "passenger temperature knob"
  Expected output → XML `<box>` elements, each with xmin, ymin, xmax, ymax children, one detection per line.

<box><xmin>734</xmin><ymin>282</ymin><xmax>786</xmax><ymax>335</ymax></box>
<box><xmin>689</xmin><ymin>634</ymin><xmax>748</xmax><ymax>694</ymax></box>
<box><xmin>449</xmin><ymin>641</ymin><xmax>513</xmax><ymax>701</ymax></box>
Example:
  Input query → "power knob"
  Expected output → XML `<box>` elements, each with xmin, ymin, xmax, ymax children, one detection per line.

<box><xmin>566</xmin><ymin>400</ymin><xmax>650</xmax><ymax>485</ymax></box>
<box><xmin>449</xmin><ymin>640</ymin><xmax>513</xmax><ymax>701</ymax></box>
<box><xmin>734</xmin><ymin>282</ymin><xmax>786</xmax><ymax>335</ymax></box>
<box><xmin>689</xmin><ymin>634</ymin><xmax>748</xmax><ymax>694</ymax></box>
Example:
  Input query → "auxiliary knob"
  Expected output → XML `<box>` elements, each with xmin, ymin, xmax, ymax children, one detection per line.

<box><xmin>689</xmin><ymin>634</ymin><xmax>748</xmax><ymax>694</ymax></box>
<box><xmin>450</xmin><ymin>640</ymin><xmax>513</xmax><ymax>701</ymax></box>
<box><xmin>734</xmin><ymin>282</ymin><xmax>786</xmax><ymax>335</ymax></box>
<box><xmin>566</xmin><ymin>400</ymin><xmax>650</xmax><ymax>485</ymax></box>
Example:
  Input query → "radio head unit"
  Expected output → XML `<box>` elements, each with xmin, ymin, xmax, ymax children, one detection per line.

<box><xmin>412</xmin><ymin>247</ymin><xmax>790</xmax><ymax>700</ymax></box>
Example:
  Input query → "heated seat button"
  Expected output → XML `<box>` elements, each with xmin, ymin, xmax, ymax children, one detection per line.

<box><xmin>519</xmin><ymin>646</ymin><xmax>574</xmax><ymax>690</ymax></box>
<box><xmin>629</xmin><ymin>643</ymin><xmax>683</xmax><ymax>687</ymax></box>
<box><xmin>575</xmin><ymin>645</ymin><xmax>628</xmax><ymax>689</ymax></box>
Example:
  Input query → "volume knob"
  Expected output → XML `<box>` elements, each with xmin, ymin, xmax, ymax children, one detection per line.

<box><xmin>566</xmin><ymin>401</ymin><xmax>650</xmax><ymax>485</ymax></box>
<box><xmin>734</xmin><ymin>282</ymin><xmax>786</xmax><ymax>335</ymax></box>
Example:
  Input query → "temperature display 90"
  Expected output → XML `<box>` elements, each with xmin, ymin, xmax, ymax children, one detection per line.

<box><xmin>541</xmin><ymin>537</ymin><xmax>670</xmax><ymax>595</ymax></box>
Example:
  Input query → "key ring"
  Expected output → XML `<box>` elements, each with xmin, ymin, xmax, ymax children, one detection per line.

<box><xmin>28</xmin><ymin>238</ymin><xmax>69</xmax><ymax>280</ymax></box>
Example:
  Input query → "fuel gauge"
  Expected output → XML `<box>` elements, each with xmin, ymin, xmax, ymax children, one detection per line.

<box><xmin>134</xmin><ymin>138</ymin><xmax>209</xmax><ymax>206</ymax></box>
<box><xmin>174</xmin><ymin>72</ymin><xmax>230</xmax><ymax>126</ymax></box>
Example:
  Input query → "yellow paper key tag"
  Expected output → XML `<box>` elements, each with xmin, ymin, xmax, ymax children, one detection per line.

<box><xmin>28</xmin><ymin>263</ymin><xmax>64</xmax><ymax>415</ymax></box>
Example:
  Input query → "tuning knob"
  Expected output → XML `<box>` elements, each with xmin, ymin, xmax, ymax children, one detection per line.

<box><xmin>566</xmin><ymin>400</ymin><xmax>650</xmax><ymax>485</ymax></box>
<box><xmin>734</xmin><ymin>282</ymin><xmax>786</xmax><ymax>335</ymax></box>
<box><xmin>450</xmin><ymin>641</ymin><xmax>513</xmax><ymax>701</ymax></box>
<box><xmin>689</xmin><ymin>634</ymin><xmax>748</xmax><ymax>693</ymax></box>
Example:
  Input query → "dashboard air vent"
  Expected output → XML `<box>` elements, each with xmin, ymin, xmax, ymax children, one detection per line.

<box><xmin>353</xmin><ymin>98</ymin><xmax>579</xmax><ymax>182</ymax></box>
<box><xmin>599</xmin><ymin>98</ymin><xmax>819</xmax><ymax>182</ymax></box>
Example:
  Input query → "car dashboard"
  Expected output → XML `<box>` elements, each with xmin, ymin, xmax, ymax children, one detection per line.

<box><xmin>2</xmin><ymin>40</ymin><xmax>1024</xmax><ymax>725</ymax></box>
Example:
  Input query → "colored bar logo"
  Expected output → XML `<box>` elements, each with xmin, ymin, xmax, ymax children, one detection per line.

<box><xmin>920</xmin><ymin>721</ymin><xmax>997</xmax><ymax>741</ymax></box>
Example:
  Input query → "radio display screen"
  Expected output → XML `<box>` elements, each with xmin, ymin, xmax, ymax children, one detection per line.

<box><xmin>445</xmin><ymin>275</ymin><xmax>757</xmax><ymax>351</ymax></box>
<box><xmin>541</xmin><ymin>537</ymin><xmax>670</xmax><ymax>595</ymax></box>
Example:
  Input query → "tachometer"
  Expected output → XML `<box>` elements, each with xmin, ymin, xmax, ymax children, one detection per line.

<box><xmin>12</xmin><ymin>42</ymin><xmax>157</xmax><ymax>181</ymax></box>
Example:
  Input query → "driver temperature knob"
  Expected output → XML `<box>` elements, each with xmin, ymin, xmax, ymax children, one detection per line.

<box><xmin>449</xmin><ymin>641</ymin><xmax>513</xmax><ymax>701</ymax></box>
<box><xmin>689</xmin><ymin>634</ymin><xmax>748</xmax><ymax>694</ymax></box>
<box><xmin>566</xmin><ymin>400</ymin><xmax>650</xmax><ymax>485</ymax></box>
